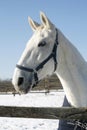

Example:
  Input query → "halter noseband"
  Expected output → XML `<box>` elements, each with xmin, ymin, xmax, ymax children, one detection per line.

<box><xmin>16</xmin><ymin>28</ymin><xmax>59</xmax><ymax>87</ymax></box>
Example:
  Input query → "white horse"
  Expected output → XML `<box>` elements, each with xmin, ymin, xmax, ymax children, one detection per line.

<box><xmin>12</xmin><ymin>12</ymin><xmax>87</xmax><ymax>107</ymax></box>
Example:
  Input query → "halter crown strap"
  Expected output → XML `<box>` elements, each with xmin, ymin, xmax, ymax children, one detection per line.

<box><xmin>52</xmin><ymin>28</ymin><xmax>58</xmax><ymax>71</ymax></box>
<box><xmin>16</xmin><ymin>28</ymin><xmax>59</xmax><ymax>87</ymax></box>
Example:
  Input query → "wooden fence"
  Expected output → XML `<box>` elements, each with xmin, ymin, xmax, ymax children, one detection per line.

<box><xmin>0</xmin><ymin>106</ymin><xmax>87</xmax><ymax>120</ymax></box>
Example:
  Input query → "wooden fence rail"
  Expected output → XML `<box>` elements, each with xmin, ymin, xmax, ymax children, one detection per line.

<box><xmin>0</xmin><ymin>106</ymin><xmax>87</xmax><ymax>120</ymax></box>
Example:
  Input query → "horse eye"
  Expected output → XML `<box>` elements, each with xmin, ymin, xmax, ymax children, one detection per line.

<box><xmin>38</xmin><ymin>41</ymin><xmax>46</xmax><ymax>47</ymax></box>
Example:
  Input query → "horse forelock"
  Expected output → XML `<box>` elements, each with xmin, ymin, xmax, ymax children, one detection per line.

<box><xmin>37</xmin><ymin>25</ymin><xmax>44</xmax><ymax>30</ymax></box>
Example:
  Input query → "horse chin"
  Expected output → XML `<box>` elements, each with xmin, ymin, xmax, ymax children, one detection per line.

<box><xmin>20</xmin><ymin>84</ymin><xmax>37</xmax><ymax>94</ymax></box>
<box><xmin>24</xmin><ymin>84</ymin><xmax>34</xmax><ymax>94</ymax></box>
<box><xmin>15</xmin><ymin>85</ymin><xmax>32</xmax><ymax>94</ymax></box>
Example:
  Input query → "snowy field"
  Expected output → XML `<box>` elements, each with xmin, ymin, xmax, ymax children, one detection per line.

<box><xmin>0</xmin><ymin>90</ymin><xmax>65</xmax><ymax>130</ymax></box>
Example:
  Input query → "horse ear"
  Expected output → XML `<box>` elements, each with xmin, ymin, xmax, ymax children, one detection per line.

<box><xmin>28</xmin><ymin>17</ymin><xmax>40</xmax><ymax>31</ymax></box>
<box><xmin>40</xmin><ymin>12</ymin><xmax>53</xmax><ymax>29</ymax></box>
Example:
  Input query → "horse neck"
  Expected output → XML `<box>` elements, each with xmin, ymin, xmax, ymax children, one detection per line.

<box><xmin>55</xmin><ymin>30</ymin><xmax>87</xmax><ymax>107</ymax></box>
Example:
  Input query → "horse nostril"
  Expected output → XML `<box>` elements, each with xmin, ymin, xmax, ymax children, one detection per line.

<box><xmin>18</xmin><ymin>77</ymin><xmax>24</xmax><ymax>86</ymax></box>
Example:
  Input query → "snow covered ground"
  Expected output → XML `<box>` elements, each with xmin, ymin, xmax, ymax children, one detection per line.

<box><xmin>0</xmin><ymin>90</ymin><xmax>65</xmax><ymax>130</ymax></box>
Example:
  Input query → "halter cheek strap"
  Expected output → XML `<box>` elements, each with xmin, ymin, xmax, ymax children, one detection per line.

<box><xmin>16</xmin><ymin>28</ymin><xmax>59</xmax><ymax>87</ymax></box>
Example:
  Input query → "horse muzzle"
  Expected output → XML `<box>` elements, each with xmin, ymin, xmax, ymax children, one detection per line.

<box><xmin>12</xmin><ymin>72</ymin><xmax>39</xmax><ymax>94</ymax></box>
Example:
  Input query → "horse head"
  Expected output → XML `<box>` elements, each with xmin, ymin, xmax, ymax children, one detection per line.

<box><xmin>12</xmin><ymin>12</ymin><xmax>59</xmax><ymax>94</ymax></box>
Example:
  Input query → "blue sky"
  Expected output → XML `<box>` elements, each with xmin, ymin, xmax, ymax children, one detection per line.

<box><xmin>0</xmin><ymin>0</ymin><xmax>87</xmax><ymax>79</ymax></box>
